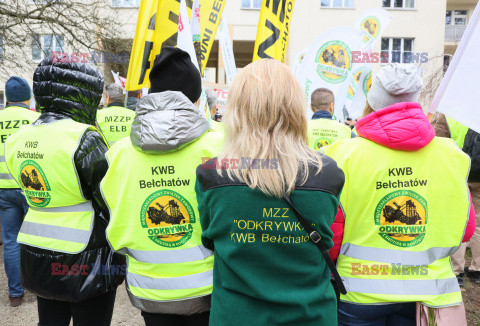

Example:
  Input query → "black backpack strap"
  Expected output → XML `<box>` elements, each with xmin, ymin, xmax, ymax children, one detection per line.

<box><xmin>283</xmin><ymin>194</ymin><xmax>347</xmax><ymax>295</ymax></box>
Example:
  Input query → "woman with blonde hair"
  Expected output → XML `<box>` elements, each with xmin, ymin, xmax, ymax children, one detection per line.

<box><xmin>195</xmin><ymin>59</ymin><xmax>345</xmax><ymax>326</ymax></box>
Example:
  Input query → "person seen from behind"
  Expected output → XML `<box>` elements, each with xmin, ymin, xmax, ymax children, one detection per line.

<box><xmin>4</xmin><ymin>57</ymin><xmax>123</xmax><ymax>326</ymax></box>
<box><xmin>126</xmin><ymin>89</ymin><xmax>143</xmax><ymax>111</ymax></box>
<box><xmin>0</xmin><ymin>76</ymin><xmax>39</xmax><ymax>307</ymax></box>
<box><xmin>97</xmin><ymin>83</ymin><xmax>136</xmax><ymax>146</ymax></box>
<box><xmin>195</xmin><ymin>59</ymin><xmax>345</xmax><ymax>326</ymax></box>
<box><xmin>102</xmin><ymin>47</ymin><xmax>221</xmax><ymax>326</ymax></box>
<box><xmin>307</xmin><ymin>88</ymin><xmax>354</xmax><ymax>151</ymax></box>
<box><xmin>323</xmin><ymin>63</ymin><xmax>475</xmax><ymax>326</ymax></box>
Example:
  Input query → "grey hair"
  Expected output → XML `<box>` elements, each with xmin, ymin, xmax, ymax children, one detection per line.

<box><xmin>105</xmin><ymin>83</ymin><xmax>124</xmax><ymax>103</ymax></box>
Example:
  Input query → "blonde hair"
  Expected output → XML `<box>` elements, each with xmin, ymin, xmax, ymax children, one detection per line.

<box><xmin>218</xmin><ymin>59</ymin><xmax>322</xmax><ymax>198</ymax></box>
<box><xmin>363</xmin><ymin>101</ymin><xmax>375</xmax><ymax>117</ymax></box>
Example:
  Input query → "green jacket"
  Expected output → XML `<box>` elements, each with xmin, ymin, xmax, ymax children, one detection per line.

<box><xmin>195</xmin><ymin>156</ymin><xmax>344</xmax><ymax>326</ymax></box>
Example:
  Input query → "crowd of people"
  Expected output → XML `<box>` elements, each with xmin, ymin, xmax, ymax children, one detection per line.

<box><xmin>0</xmin><ymin>46</ymin><xmax>477</xmax><ymax>326</ymax></box>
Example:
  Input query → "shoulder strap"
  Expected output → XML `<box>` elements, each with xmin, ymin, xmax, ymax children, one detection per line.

<box><xmin>283</xmin><ymin>194</ymin><xmax>347</xmax><ymax>295</ymax></box>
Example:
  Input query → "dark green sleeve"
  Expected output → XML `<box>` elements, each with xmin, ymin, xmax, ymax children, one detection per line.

<box><xmin>195</xmin><ymin>178</ymin><xmax>214</xmax><ymax>251</ymax></box>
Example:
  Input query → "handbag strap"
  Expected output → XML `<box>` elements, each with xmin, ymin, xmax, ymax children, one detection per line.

<box><xmin>283</xmin><ymin>194</ymin><xmax>347</xmax><ymax>295</ymax></box>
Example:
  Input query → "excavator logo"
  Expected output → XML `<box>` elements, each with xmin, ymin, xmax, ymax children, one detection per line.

<box><xmin>361</xmin><ymin>17</ymin><xmax>380</xmax><ymax>43</ymax></box>
<box><xmin>375</xmin><ymin>190</ymin><xmax>428</xmax><ymax>248</ymax></box>
<box><xmin>315</xmin><ymin>41</ymin><xmax>352</xmax><ymax>84</ymax></box>
<box><xmin>140</xmin><ymin>189</ymin><xmax>195</xmax><ymax>248</ymax></box>
<box><xmin>19</xmin><ymin>160</ymin><xmax>51</xmax><ymax>207</ymax></box>
<box><xmin>314</xmin><ymin>137</ymin><xmax>332</xmax><ymax>150</ymax></box>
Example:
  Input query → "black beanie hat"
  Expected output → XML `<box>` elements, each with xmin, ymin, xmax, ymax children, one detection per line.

<box><xmin>149</xmin><ymin>47</ymin><xmax>202</xmax><ymax>103</ymax></box>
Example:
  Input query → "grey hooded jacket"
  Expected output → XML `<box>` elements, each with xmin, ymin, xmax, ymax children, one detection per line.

<box><xmin>127</xmin><ymin>90</ymin><xmax>213</xmax><ymax>315</ymax></box>
<box><xmin>131</xmin><ymin>91</ymin><xmax>210</xmax><ymax>154</ymax></box>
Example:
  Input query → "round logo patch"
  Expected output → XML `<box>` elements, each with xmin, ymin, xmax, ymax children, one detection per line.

<box><xmin>140</xmin><ymin>189</ymin><xmax>195</xmax><ymax>248</ymax></box>
<box><xmin>315</xmin><ymin>137</ymin><xmax>332</xmax><ymax>150</ymax></box>
<box><xmin>361</xmin><ymin>16</ymin><xmax>381</xmax><ymax>43</ymax></box>
<box><xmin>363</xmin><ymin>71</ymin><xmax>372</xmax><ymax>96</ymax></box>
<box><xmin>347</xmin><ymin>68</ymin><xmax>364</xmax><ymax>100</ymax></box>
<box><xmin>375</xmin><ymin>190</ymin><xmax>428</xmax><ymax>247</ymax></box>
<box><xmin>315</xmin><ymin>41</ymin><xmax>352</xmax><ymax>84</ymax></box>
<box><xmin>19</xmin><ymin>160</ymin><xmax>51</xmax><ymax>207</ymax></box>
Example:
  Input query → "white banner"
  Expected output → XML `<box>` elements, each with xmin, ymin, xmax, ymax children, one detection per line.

<box><xmin>296</xmin><ymin>27</ymin><xmax>365</xmax><ymax>121</ymax></box>
<box><xmin>349</xmin><ymin>66</ymin><xmax>372</xmax><ymax>119</ymax></box>
<box><xmin>293</xmin><ymin>48</ymin><xmax>307</xmax><ymax>77</ymax></box>
<box><xmin>430</xmin><ymin>2</ymin><xmax>480</xmax><ymax>133</ymax></box>
<box><xmin>218</xmin><ymin>17</ymin><xmax>237</xmax><ymax>85</ymax></box>
<box><xmin>354</xmin><ymin>8</ymin><xmax>392</xmax><ymax>47</ymax></box>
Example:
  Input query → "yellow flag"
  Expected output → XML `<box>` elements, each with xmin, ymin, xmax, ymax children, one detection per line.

<box><xmin>126</xmin><ymin>0</ymin><xmax>193</xmax><ymax>91</ymax></box>
<box><xmin>253</xmin><ymin>0</ymin><xmax>295</xmax><ymax>63</ymax></box>
<box><xmin>199</xmin><ymin>0</ymin><xmax>226</xmax><ymax>74</ymax></box>
<box><xmin>125</xmin><ymin>0</ymin><xmax>160</xmax><ymax>91</ymax></box>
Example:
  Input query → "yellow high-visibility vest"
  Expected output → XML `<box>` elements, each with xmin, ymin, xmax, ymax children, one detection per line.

<box><xmin>5</xmin><ymin>119</ymin><xmax>97</xmax><ymax>254</ymax></box>
<box><xmin>96</xmin><ymin>106</ymin><xmax>136</xmax><ymax>146</ymax></box>
<box><xmin>307</xmin><ymin>118</ymin><xmax>352</xmax><ymax>150</ymax></box>
<box><xmin>324</xmin><ymin>136</ymin><xmax>470</xmax><ymax>307</ymax></box>
<box><xmin>101</xmin><ymin>131</ymin><xmax>221</xmax><ymax>310</ymax></box>
<box><xmin>0</xmin><ymin>106</ymin><xmax>39</xmax><ymax>188</ymax></box>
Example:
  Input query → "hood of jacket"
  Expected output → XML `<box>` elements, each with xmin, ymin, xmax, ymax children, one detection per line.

<box><xmin>33</xmin><ymin>57</ymin><xmax>104</xmax><ymax>126</ymax></box>
<box><xmin>130</xmin><ymin>91</ymin><xmax>210</xmax><ymax>154</ymax></box>
<box><xmin>355</xmin><ymin>102</ymin><xmax>435</xmax><ymax>151</ymax></box>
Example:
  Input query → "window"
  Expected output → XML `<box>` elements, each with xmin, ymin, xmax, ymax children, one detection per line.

<box><xmin>32</xmin><ymin>34</ymin><xmax>64</xmax><ymax>62</ymax></box>
<box><xmin>381</xmin><ymin>38</ymin><xmax>414</xmax><ymax>63</ymax></box>
<box><xmin>446</xmin><ymin>10</ymin><xmax>468</xmax><ymax>26</ymax></box>
<box><xmin>321</xmin><ymin>0</ymin><xmax>354</xmax><ymax>8</ymax></box>
<box><xmin>111</xmin><ymin>0</ymin><xmax>140</xmax><ymax>7</ymax></box>
<box><xmin>241</xmin><ymin>0</ymin><xmax>262</xmax><ymax>9</ymax></box>
<box><xmin>383</xmin><ymin>0</ymin><xmax>414</xmax><ymax>9</ymax></box>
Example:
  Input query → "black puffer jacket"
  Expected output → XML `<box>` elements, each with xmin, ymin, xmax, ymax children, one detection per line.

<box><xmin>20</xmin><ymin>58</ymin><xmax>124</xmax><ymax>302</ymax></box>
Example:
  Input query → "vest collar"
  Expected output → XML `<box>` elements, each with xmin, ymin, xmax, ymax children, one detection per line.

<box><xmin>6</xmin><ymin>103</ymin><xmax>30</xmax><ymax>110</ymax></box>
<box><xmin>312</xmin><ymin>110</ymin><xmax>333</xmax><ymax>120</ymax></box>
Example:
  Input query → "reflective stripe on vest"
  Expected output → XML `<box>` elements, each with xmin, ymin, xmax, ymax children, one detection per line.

<box><xmin>127</xmin><ymin>269</ymin><xmax>213</xmax><ymax>291</ymax></box>
<box><xmin>122</xmin><ymin>245</ymin><xmax>213</xmax><ymax>264</ymax></box>
<box><xmin>5</xmin><ymin>119</ymin><xmax>96</xmax><ymax>254</ymax></box>
<box><xmin>341</xmin><ymin>243</ymin><xmax>458</xmax><ymax>266</ymax></box>
<box><xmin>324</xmin><ymin>137</ymin><xmax>470</xmax><ymax>307</ymax></box>
<box><xmin>0</xmin><ymin>155</ymin><xmax>5</xmax><ymax>162</ymax></box>
<box><xmin>0</xmin><ymin>172</ymin><xmax>14</xmax><ymax>180</ymax></box>
<box><xmin>342</xmin><ymin>277</ymin><xmax>459</xmax><ymax>296</ymax></box>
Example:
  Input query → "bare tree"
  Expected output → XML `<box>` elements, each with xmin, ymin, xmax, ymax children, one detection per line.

<box><xmin>0</xmin><ymin>0</ymin><xmax>129</xmax><ymax>80</ymax></box>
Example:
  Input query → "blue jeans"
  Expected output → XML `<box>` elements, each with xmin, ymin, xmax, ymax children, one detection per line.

<box><xmin>338</xmin><ymin>301</ymin><xmax>416</xmax><ymax>326</ymax></box>
<box><xmin>0</xmin><ymin>188</ymin><xmax>28</xmax><ymax>297</ymax></box>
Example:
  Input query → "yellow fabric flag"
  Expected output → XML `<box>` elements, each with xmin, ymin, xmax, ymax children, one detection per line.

<box><xmin>126</xmin><ymin>0</ymin><xmax>193</xmax><ymax>91</ymax></box>
<box><xmin>253</xmin><ymin>0</ymin><xmax>295</xmax><ymax>63</ymax></box>
<box><xmin>199</xmin><ymin>0</ymin><xmax>226</xmax><ymax>74</ymax></box>
<box><xmin>125</xmin><ymin>0</ymin><xmax>160</xmax><ymax>91</ymax></box>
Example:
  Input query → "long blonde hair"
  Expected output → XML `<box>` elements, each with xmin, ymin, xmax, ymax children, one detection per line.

<box><xmin>218</xmin><ymin>59</ymin><xmax>322</xmax><ymax>198</ymax></box>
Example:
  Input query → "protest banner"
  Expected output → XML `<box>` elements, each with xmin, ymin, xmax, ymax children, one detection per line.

<box><xmin>218</xmin><ymin>17</ymin><xmax>237</xmax><ymax>84</ymax></box>
<box><xmin>354</xmin><ymin>8</ymin><xmax>392</xmax><ymax>46</ymax></box>
<box><xmin>429</xmin><ymin>2</ymin><xmax>480</xmax><ymax>133</ymax></box>
<box><xmin>296</xmin><ymin>27</ymin><xmax>364</xmax><ymax>121</ymax></box>
<box><xmin>253</xmin><ymin>0</ymin><xmax>295</xmax><ymax>62</ymax></box>
<box><xmin>199</xmin><ymin>0</ymin><xmax>226</xmax><ymax>74</ymax></box>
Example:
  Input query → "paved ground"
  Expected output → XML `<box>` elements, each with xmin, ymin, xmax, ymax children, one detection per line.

<box><xmin>0</xmin><ymin>246</ymin><xmax>143</xmax><ymax>325</ymax></box>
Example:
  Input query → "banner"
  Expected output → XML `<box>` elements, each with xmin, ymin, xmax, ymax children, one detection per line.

<box><xmin>125</xmin><ymin>0</ymin><xmax>193</xmax><ymax>91</ymax></box>
<box><xmin>199</xmin><ymin>0</ymin><xmax>226</xmax><ymax>74</ymax></box>
<box><xmin>218</xmin><ymin>17</ymin><xmax>237</xmax><ymax>84</ymax></box>
<box><xmin>296</xmin><ymin>27</ymin><xmax>365</xmax><ymax>121</ymax></box>
<box><xmin>253</xmin><ymin>0</ymin><xmax>295</xmax><ymax>62</ymax></box>
<box><xmin>191</xmin><ymin>0</ymin><xmax>202</xmax><ymax>68</ymax></box>
<box><xmin>125</xmin><ymin>0</ymin><xmax>160</xmax><ymax>91</ymax></box>
<box><xmin>293</xmin><ymin>48</ymin><xmax>307</xmax><ymax>76</ymax></box>
<box><xmin>349</xmin><ymin>66</ymin><xmax>372</xmax><ymax>119</ymax></box>
<box><xmin>354</xmin><ymin>8</ymin><xmax>392</xmax><ymax>46</ymax></box>
<box><xmin>429</xmin><ymin>2</ymin><xmax>480</xmax><ymax>132</ymax></box>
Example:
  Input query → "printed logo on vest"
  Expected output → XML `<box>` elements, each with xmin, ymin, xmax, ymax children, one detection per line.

<box><xmin>375</xmin><ymin>190</ymin><xmax>428</xmax><ymax>247</ymax></box>
<box><xmin>361</xmin><ymin>16</ymin><xmax>381</xmax><ymax>43</ymax></box>
<box><xmin>314</xmin><ymin>137</ymin><xmax>332</xmax><ymax>150</ymax></box>
<box><xmin>19</xmin><ymin>160</ymin><xmax>51</xmax><ymax>207</ymax></box>
<box><xmin>140</xmin><ymin>189</ymin><xmax>195</xmax><ymax>248</ymax></box>
<box><xmin>315</xmin><ymin>41</ymin><xmax>352</xmax><ymax>84</ymax></box>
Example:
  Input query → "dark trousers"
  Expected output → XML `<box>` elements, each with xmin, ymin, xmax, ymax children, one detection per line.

<box><xmin>37</xmin><ymin>289</ymin><xmax>116</xmax><ymax>326</ymax></box>
<box><xmin>141</xmin><ymin>310</ymin><xmax>210</xmax><ymax>326</ymax></box>
<box><xmin>338</xmin><ymin>301</ymin><xmax>416</xmax><ymax>326</ymax></box>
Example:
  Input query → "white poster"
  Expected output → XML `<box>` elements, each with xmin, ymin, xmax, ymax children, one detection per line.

<box><xmin>218</xmin><ymin>17</ymin><xmax>237</xmax><ymax>85</ymax></box>
<box><xmin>296</xmin><ymin>27</ymin><xmax>365</xmax><ymax>121</ymax></box>
<box><xmin>354</xmin><ymin>8</ymin><xmax>392</xmax><ymax>46</ymax></box>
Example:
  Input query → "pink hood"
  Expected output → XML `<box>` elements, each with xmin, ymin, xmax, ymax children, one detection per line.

<box><xmin>355</xmin><ymin>102</ymin><xmax>435</xmax><ymax>151</ymax></box>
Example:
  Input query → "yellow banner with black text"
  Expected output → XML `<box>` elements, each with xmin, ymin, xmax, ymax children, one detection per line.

<box><xmin>253</xmin><ymin>0</ymin><xmax>295</xmax><ymax>63</ymax></box>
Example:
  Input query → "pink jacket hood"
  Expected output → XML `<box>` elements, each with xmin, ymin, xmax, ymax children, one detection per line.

<box><xmin>355</xmin><ymin>102</ymin><xmax>435</xmax><ymax>151</ymax></box>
